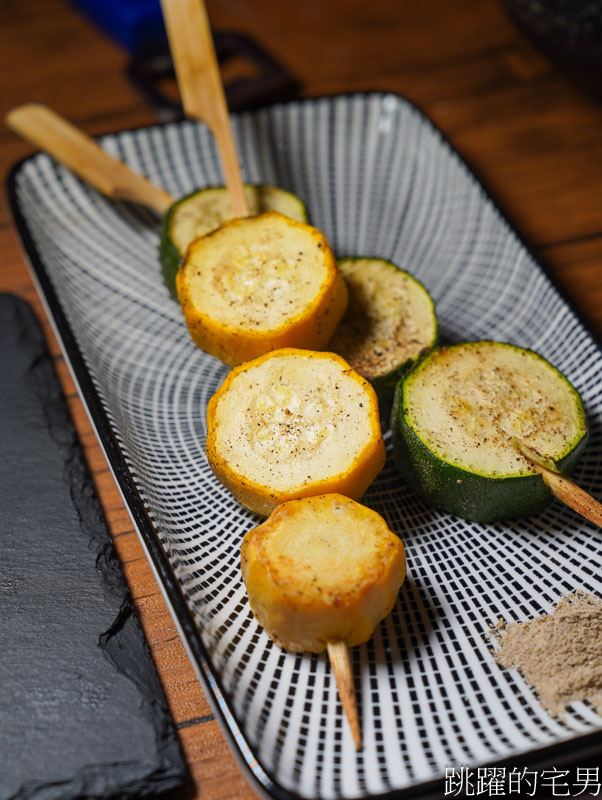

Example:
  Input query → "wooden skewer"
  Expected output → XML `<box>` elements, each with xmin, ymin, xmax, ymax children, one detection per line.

<box><xmin>327</xmin><ymin>641</ymin><xmax>362</xmax><ymax>751</ymax></box>
<box><xmin>5</xmin><ymin>104</ymin><xmax>174</xmax><ymax>215</ymax></box>
<box><xmin>514</xmin><ymin>439</ymin><xmax>602</xmax><ymax>528</ymax></box>
<box><xmin>160</xmin><ymin>0</ymin><xmax>249</xmax><ymax>218</ymax></box>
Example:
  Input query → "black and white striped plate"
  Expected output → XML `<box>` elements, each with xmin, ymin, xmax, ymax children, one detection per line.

<box><xmin>9</xmin><ymin>93</ymin><xmax>602</xmax><ymax>800</ymax></box>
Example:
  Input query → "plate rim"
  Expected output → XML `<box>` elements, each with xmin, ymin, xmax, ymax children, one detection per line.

<box><xmin>6</xmin><ymin>90</ymin><xmax>602</xmax><ymax>800</ymax></box>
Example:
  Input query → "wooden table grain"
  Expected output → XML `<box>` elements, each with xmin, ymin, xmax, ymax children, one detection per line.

<box><xmin>1</xmin><ymin>1</ymin><xmax>601</xmax><ymax>798</ymax></box>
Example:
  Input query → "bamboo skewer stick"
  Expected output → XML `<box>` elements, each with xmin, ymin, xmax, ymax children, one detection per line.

<box><xmin>540</xmin><ymin>467</ymin><xmax>602</xmax><ymax>528</ymax></box>
<box><xmin>515</xmin><ymin>439</ymin><xmax>602</xmax><ymax>528</ymax></box>
<box><xmin>6</xmin><ymin>104</ymin><xmax>174</xmax><ymax>215</ymax></box>
<box><xmin>160</xmin><ymin>0</ymin><xmax>249</xmax><ymax>218</ymax></box>
<box><xmin>327</xmin><ymin>641</ymin><xmax>362</xmax><ymax>751</ymax></box>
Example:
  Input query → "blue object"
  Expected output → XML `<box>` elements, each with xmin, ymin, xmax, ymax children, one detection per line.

<box><xmin>69</xmin><ymin>0</ymin><xmax>166</xmax><ymax>53</ymax></box>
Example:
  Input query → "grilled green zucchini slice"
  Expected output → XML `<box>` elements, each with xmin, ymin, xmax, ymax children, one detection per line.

<box><xmin>328</xmin><ymin>257</ymin><xmax>437</xmax><ymax>414</ymax></box>
<box><xmin>159</xmin><ymin>184</ymin><xmax>308</xmax><ymax>297</ymax></box>
<box><xmin>391</xmin><ymin>341</ymin><xmax>588</xmax><ymax>522</ymax></box>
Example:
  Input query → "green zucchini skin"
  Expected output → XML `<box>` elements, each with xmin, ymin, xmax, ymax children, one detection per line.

<box><xmin>158</xmin><ymin>185</ymin><xmax>309</xmax><ymax>299</ymax></box>
<box><xmin>158</xmin><ymin>201</ymin><xmax>184</xmax><ymax>297</ymax></box>
<box><xmin>391</xmin><ymin>345</ymin><xmax>588</xmax><ymax>522</ymax></box>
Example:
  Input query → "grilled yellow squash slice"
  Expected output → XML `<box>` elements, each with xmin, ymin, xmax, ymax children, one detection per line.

<box><xmin>177</xmin><ymin>212</ymin><xmax>347</xmax><ymax>367</ymax></box>
<box><xmin>241</xmin><ymin>494</ymin><xmax>406</xmax><ymax>653</ymax></box>
<box><xmin>206</xmin><ymin>349</ymin><xmax>385</xmax><ymax>516</ymax></box>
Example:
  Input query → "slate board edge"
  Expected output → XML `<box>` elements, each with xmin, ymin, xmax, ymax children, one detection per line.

<box><xmin>6</xmin><ymin>91</ymin><xmax>602</xmax><ymax>800</ymax></box>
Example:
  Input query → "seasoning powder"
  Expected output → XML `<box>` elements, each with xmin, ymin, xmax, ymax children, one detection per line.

<box><xmin>490</xmin><ymin>592</ymin><xmax>602</xmax><ymax>718</ymax></box>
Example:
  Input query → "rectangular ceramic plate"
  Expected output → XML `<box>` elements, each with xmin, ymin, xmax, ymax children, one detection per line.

<box><xmin>9</xmin><ymin>93</ymin><xmax>602</xmax><ymax>800</ymax></box>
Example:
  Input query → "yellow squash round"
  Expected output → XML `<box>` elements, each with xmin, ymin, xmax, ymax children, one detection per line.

<box><xmin>241</xmin><ymin>493</ymin><xmax>406</xmax><ymax>652</ymax></box>
<box><xmin>206</xmin><ymin>348</ymin><xmax>386</xmax><ymax>516</ymax></box>
<box><xmin>177</xmin><ymin>211</ymin><xmax>348</xmax><ymax>366</ymax></box>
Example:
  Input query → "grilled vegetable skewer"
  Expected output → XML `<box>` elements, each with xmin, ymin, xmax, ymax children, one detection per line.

<box><xmin>241</xmin><ymin>494</ymin><xmax>407</xmax><ymax>750</ymax></box>
<box><xmin>392</xmin><ymin>341</ymin><xmax>592</xmax><ymax>523</ymax></box>
<box><xmin>7</xmin><ymin>106</ymin><xmax>335</xmax><ymax>368</ymax></box>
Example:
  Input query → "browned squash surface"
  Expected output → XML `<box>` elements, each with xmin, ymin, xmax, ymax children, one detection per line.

<box><xmin>241</xmin><ymin>494</ymin><xmax>406</xmax><ymax>652</ymax></box>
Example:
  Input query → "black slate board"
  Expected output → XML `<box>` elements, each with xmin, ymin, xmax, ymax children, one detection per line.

<box><xmin>0</xmin><ymin>294</ymin><xmax>188</xmax><ymax>799</ymax></box>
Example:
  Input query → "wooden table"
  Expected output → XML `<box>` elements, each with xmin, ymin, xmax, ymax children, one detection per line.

<box><xmin>1</xmin><ymin>1</ymin><xmax>601</xmax><ymax>798</ymax></box>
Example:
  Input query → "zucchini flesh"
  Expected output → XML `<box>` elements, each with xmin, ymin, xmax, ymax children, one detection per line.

<box><xmin>328</xmin><ymin>258</ymin><xmax>437</xmax><ymax>412</ymax></box>
<box><xmin>159</xmin><ymin>185</ymin><xmax>308</xmax><ymax>297</ymax></box>
<box><xmin>392</xmin><ymin>341</ymin><xmax>588</xmax><ymax>522</ymax></box>
<box><xmin>183</xmin><ymin>216</ymin><xmax>329</xmax><ymax>331</ymax></box>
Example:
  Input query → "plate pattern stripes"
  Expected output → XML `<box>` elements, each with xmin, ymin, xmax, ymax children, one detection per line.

<box><xmin>11</xmin><ymin>93</ymin><xmax>602</xmax><ymax>800</ymax></box>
